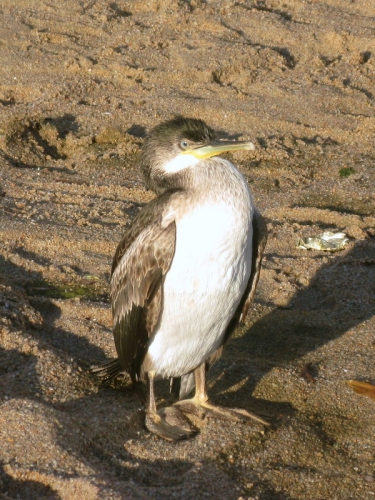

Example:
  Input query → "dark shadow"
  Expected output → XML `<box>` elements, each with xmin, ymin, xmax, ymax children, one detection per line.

<box><xmin>0</xmin><ymin>348</ymin><xmax>41</xmax><ymax>399</ymax></box>
<box><xmin>0</xmin><ymin>349</ymin><xmax>53</xmax><ymax>497</ymax></box>
<box><xmin>18</xmin><ymin>122</ymin><xmax>65</xmax><ymax>160</ymax></box>
<box><xmin>0</xmin><ymin>463</ymin><xmax>61</xmax><ymax>500</ymax></box>
<box><xmin>257</xmin><ymin>486</ymin><xmax>292</xmax><ymax>499</ymax></box>
<box><xmin>360</xmin><ymin>51</ymin><xmax>371</xmax><ymax>63</ymax></box>
<box><xmin>256</xmin><ymin>133</ymin><xmax>339</xmax><ymax>152</ymax></box>
<box><xmin>42</xmin><ymin>114</ymin><xmax>79</xmax><ymax>140</ymax></box>
<box><xmin>176</xmin><ymin>90</ymin><xmax>207</xmax><ymax>101</ymax></box>
<box><xmin>123</xmin><ymin>200</ymin><xmax>144</xmax><ymax>218</ymax></box>
<box><xmin>126</xmin><ymin>124</ymin><xmax>147</xmax><ymax>138</ymax></box>
<box><xmin>219</xmin><ymin>20</ymin><xmax>297</xmax><ymax>69</ymax></box>
<box><xmin>207</xmin><ymin>237</ymin><xmax>375</xmax><ymax>418</ymax></box>
<box><xmin>342</xmin><ymin>78</ymin><xmax>373</xmax><ymax>99</ymax></box>
<box><xmin>0</xmin><ymin>149</ymin><xmax>73</xmax><ymax>172</ymax></box>
<box><xmin>108</xmin><ymin>2</ymin><xmax>132</xmax><ymax>18</ymax></box>
<box><xmin>0</xmin><ymin>253</ymin><xmax>197</xmax><ymax>498</ymax></box>
<box><xmin>0</xmin><ymin>97</ymin><xmax>16</xmax><ymax>106</ymax></box>
<box><xmin>292</xmin><ymin>203</ymin><xmax>371</xmax><ymax>217</ymax></box>
<box><xmin>294</xmin><ymin>134</ymin><xmax>339</xmax><ymax>146</ymax></box>
<box><xmin>13</xmin><ymin>247</ymin><xmax>56</xmax><ymax>268</ymax></box>
<box><xmin>55</xmin><ymin>391</ymin><xmax>194</xmax><ymax>485</ymax></box>
<box><xmin>0</xmin><ymin>114</ymin><xmax>80</xmax><ymax>169</ymax></box>
<box><xmin>236</xmin><ymin>0</ymin><xmax>296</xmax><ymax>25</ymax></box>
<box><xmin>0</xmin><ymin>254</ymin><xmax>107</xmax><ymax>365</ymax></box>
<box><xmin>216</xmin><ymin>129</ymin><xmax>244</xmax><ymax>141</ymax></box>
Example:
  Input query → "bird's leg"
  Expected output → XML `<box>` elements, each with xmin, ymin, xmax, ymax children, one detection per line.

<box><xmin>172</xmin><ymin>364</ymin><xmax>208</xmax><ymax>418</ymax></box>
<box><xmin>146</xmin><ymin>371</ymin><xmax>158</xmax><ymax>415</ymax></box>
<box><xmin>175</xmin><ymin>363</ymin><xmax>271</xmax><ymax>427</ymax></box>
<box><xmin>144</xmin><ymin>371</ymin><xmax>198</xmax><ymax>441</ymax></box>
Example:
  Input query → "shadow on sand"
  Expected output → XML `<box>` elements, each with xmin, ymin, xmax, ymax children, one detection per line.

<box><xmin>0</xmin><ymin>228</ymin><xmax>374</xmax><ymax>498</ymax></box>
<box><xmin>208</xmin><ymin>236</ymin><xmax>375</xmax><ymax>419</ymax></box>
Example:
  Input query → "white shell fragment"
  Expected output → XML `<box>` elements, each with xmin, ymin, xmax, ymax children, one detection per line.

<box><xmin>296</xmin><ymin>231</ymin><xmax>349</xmax><ymax>252</ymax></box>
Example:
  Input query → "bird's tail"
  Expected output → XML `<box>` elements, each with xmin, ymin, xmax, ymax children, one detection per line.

<box><xmin>170</xmin><ymin>371</ymin><xmax>196</xmax><ymax>400</ymax></box>
<box><xmin>90</xmin><ymin>358</ymin><xmax>123</xmax><ymax>382</ymax></box>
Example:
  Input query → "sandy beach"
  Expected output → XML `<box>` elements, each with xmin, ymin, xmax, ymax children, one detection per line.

<box><xmin>0</xmin><ymin>1</ymin><xmax>374</xmax><ymax>498</ymax></box>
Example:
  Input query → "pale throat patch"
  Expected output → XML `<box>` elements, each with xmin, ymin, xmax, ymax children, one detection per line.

<box><xmin>162</xmin><ymin>153</ymin><xmax>200</xmax><ymax>174</ymax></box>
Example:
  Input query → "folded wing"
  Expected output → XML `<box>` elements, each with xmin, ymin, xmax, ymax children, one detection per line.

<box><xmin>110</xmin><ymin>195</ymin><xmax>176</xmax><ymax>383</ymax></box>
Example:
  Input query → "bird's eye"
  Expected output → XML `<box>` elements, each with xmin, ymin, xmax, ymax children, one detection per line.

<box><xmin>180</xmin><ymin>140</ymin><xmax>189</xmax><ymax>150</ymax></box>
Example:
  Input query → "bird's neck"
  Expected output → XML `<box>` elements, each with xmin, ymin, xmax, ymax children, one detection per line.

<box><xmin>185</xmin><ymin>157</ymin><xmax>249</xmax><ymax>201</ymax></box>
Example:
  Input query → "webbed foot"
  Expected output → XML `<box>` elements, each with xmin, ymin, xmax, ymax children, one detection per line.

<box><xmin>175</xmin><ymin>398</ymin><xmax>271</xmax><ymax>427</ymax></box>
<box><xmin>145</xmin><ymin>406</ymin><xmax>198</xmax><ymax>442</ymax></box>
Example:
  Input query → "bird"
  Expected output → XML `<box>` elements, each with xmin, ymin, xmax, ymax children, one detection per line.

<box><xmin>92</xmin><ymin>116</ymin><xmax>269</xmax><ymax>441</ymax></box>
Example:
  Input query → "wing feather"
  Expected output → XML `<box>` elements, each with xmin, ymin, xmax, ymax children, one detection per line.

<box><xmin>239</xmin><ymin>208</ymin><xmax>268</xmax><ymax>323</ymax></box>
<box><xmin>110</xmin><ymin>195</ymin><xmax>176</xmax><ymax>382</ymax></box>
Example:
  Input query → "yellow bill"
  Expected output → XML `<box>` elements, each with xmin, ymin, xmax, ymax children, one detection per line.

<box><xmin>183</xmin><ymin>141</ymin><xmax>255</xmax><ymax>160</ymax></box>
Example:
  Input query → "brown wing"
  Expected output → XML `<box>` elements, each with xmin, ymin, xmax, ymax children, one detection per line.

<box><xmin>110</xmin><ymin>194</ymin><xmax>176</xmax><ymax>383</ymax></box>
<box><xmin>111</xmin><ymin>192</ymin><xmax>174</xmax><ymax>276</ymax></box>
<box><xmin>176</xmin><ymin>208</ymin><xmax>268</xmax><ymax>399</ymax></box>
<box><xmin>239</xmin><ymin>208</ymin><xmax>268</xmax><ymax>322</ymax></box>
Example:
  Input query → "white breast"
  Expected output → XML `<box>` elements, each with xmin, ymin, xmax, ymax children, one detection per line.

<box><xmin>147</xmin><ymin>161</ymin><xmax>254</xmax><ymax>378</ymax></box>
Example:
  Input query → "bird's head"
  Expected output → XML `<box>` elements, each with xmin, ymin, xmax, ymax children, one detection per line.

<box><xmin>140</xmin><ymin>116</ymin><xmax>255</xmax><ymax>194</ymax></box>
